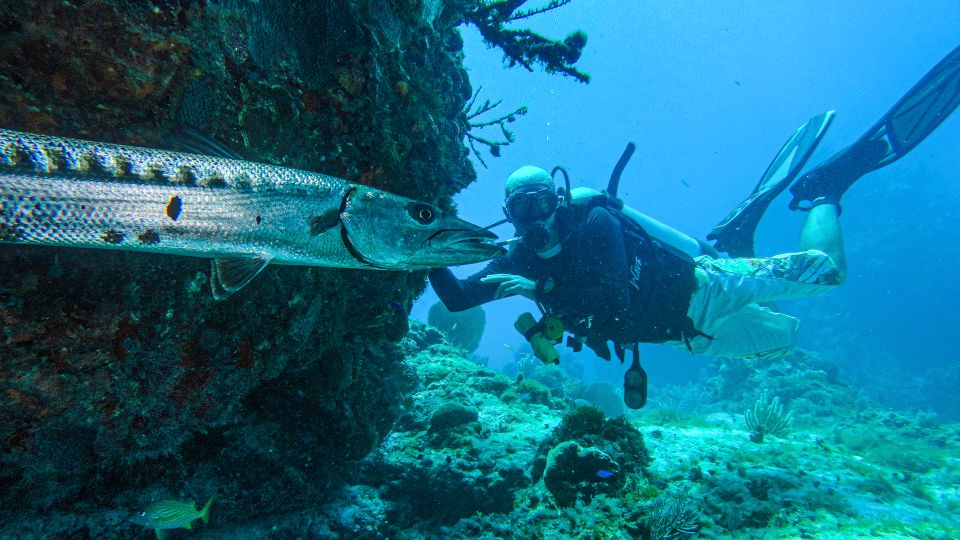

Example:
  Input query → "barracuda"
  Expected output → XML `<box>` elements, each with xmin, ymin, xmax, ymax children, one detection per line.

<box><xmin>0</xmin><ymin>128</ymin><xmax>503</xmax><ymax>299</ymax></box>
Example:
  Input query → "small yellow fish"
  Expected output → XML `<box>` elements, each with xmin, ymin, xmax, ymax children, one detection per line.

<box><xmin>131</xmin><ymin>496</ymin><xmax>214</xmax><ymax>539</ymax></box>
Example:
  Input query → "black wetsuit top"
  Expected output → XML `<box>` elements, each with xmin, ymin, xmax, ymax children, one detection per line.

<box><xmin>430</xmin><ymin>206</ymin><xmax>701</xmax><ymax>353</ymax></box>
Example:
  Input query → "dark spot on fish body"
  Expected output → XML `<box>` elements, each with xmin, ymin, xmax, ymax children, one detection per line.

<box><xmin>109</xmin><ymin>157</ymin><xmax>134</xmax><ymax>178</ymax></box>
<box><xmin>137</xmin><ymin>229</ymin><xmax>161</xmax><ymax>244</ymax></box>
<box><xmin>255</xmin><ymin>215</ymin><xmax>262</xmax><ymax>225</ymax></box>
<box><xmin>150</xmin><ymin>169</ymin><xmax>168</xmax><ymax>183</ymax></box>
<box><xmin>166</xmin><ymin>195</ymin><xmax>182</xmax><ymax>221</ymax></box>
<box><xmin>9</xmin><ymin>145</ymin><xmax>35</xmax><ymax>171</ymax></box>
<box><xmin>102</xmin><ymin>229</ymin><xmax>124</xmax><ymax>244</ymax></box>
<box><xmin>0</xmin><ymin>222</ymin><xmax>25</xmax><ymax>242</ymax></box>
<box><xmin>89</xmin><ymin>153</ymin><xmax>117</xmax><ymax>176</ymax></box>
<box><xmin>203</xmin><ymin>175</ymin><xmax>226</xmax><ymax>188</ymax></box>
<box><xmin>309</xmin><ymin>209</ymin><xmax>340</xmax><ymax>236</ymax></box>
<box><xmin>46</xmin><ymin>147</ymin><xmax>67</xmax><ymax>172</ymax></box>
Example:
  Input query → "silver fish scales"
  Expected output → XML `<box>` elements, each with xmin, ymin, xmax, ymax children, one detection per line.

<box><xmin>0</xmin><ymin>128</ymin><xmax>502</xmax><ymax>299</ymax></box>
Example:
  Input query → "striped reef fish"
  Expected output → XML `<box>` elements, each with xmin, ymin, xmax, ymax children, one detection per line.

<box><xmin>130</xmin><ymin>496</ymin><xmax>213</xmax><ymax>539</ymax></box>
<box><xmin>0</xmin><ymin>128</ymin><xmax>503</xmax><ymax>299</ymax></box>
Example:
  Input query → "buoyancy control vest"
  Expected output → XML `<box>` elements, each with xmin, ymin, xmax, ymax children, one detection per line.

<box><xmin>561</xmin><ymin>187</ymin><xmax>707</xmax><ymax>346</ymax></box>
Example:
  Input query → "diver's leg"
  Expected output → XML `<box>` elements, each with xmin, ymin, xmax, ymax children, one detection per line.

<box><xmin>800</xmin><ymin>203</ymin><xmax>846</xmax><ymax>282</ymax></box>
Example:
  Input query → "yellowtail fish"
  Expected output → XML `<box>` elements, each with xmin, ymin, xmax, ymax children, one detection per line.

<box><xmin>0</xmin><ymin>128</ymin><xmax>504</xmax><ymax>299</ymax></box>
<box><xmin>130</xmin><ymin>496</ymin><xmax>213</xmax><ymax>539</ymax></box>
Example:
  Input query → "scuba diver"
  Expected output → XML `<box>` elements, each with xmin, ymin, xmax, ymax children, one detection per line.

<box><xmin>430</xmin><ymin>44</ymin><xmax>960</xmax><ymax>410</ymax></box>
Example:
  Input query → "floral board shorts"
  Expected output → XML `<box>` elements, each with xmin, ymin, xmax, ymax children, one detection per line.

<box><xmin>667</xmin><ymin>249</ymin><xmax>842</xmax><ymax>359</ymax></box>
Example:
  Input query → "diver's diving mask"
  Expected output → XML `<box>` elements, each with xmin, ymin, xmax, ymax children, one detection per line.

<box><xmin>502</xmin><ymin>187</ymin><xmax>559</xmax><ymax>224</ymax></box>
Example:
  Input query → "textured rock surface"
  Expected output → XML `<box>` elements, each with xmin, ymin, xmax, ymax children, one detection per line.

<box><xmin>309</xmin><ymin>323</ymin><xmax>960</xmax><ymax>539</ymax></box>
<box><xmin>428</xmin><ymin>401</ymin><xmax>480</xmax><ymax>433</ymax></box>
<box><xmin>543</xmin><ymin>440</ymin><xmax>622</xmax><ymax>506</ymax></box>
<box><xmin>0</xmin><ymin>0</ymin><xmax>475</xmax><ymax>535</ymax></box>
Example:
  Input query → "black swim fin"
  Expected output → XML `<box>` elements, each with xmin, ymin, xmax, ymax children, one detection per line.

<box><xmin>708</xmin><ymin>110</ymin><xmax>835</xmax><ymax>257</ymax></box>
<box><xmin>789</xmin><ymin>44</ymin><xmax>960</xmax><ymax>210</ymax></box>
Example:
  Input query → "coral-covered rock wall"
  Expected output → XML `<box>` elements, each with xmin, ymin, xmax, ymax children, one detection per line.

<box><xmin>0</xmin><ymin>0</ymin><xmax>476</xmax><ymax>534</ymax></box>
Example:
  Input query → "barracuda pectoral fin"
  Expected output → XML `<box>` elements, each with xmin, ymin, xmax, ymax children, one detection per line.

<box><xmin>210</xmin><ymin>254</ymin><xmax>272</xmax><ymax>301</ymax></box>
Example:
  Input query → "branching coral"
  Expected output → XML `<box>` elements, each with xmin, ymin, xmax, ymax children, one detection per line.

<box><xmin>744</xmin><ymin>391</ymin><xmax>794</xmax><ymax>443</ymax></box>
<box><xmin>463</xmin><ymin>0</ymin><xmax>589</xmax><ymax>83</ymax></box>
<box><xmin>646</xmin><ymin>487</ymin><xmax>702</xmax><ymax>539</ymax></box>
<box><xmin>464</xmin><ymin>87</ymin><xmax>528</xmax><ymax>167</ymax></box>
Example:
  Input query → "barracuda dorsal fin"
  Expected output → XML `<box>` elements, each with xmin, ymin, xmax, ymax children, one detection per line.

<box><xmin>210</xmin><ymin>255</ymin><xmax>272</xmax><ymax>300</ymax></box>
<box><xmin>165</xmin><ymin>127</ymin><xmax>244</xmax><ymax>160</ymax></box>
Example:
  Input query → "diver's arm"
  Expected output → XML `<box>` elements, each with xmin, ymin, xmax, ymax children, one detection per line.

<box><xmin>429</xmin><ymin>255</ymin><xmax>524</xmax><ymax>312</ymax></box>
<box><xmin>539</xmin><ymin>207</ymin><xmax>630</xmax><ymax>319</ymax></box>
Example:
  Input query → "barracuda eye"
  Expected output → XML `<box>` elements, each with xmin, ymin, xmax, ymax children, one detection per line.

<box><xmin>408</xmin><ymin>203</ymin><xmax>436</xmax><ymax>225</ymax></box>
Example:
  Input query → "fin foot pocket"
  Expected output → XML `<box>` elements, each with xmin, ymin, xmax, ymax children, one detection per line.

<box><xmin>709</xmin><ymin>111</ymin><xmax>834</xmax><ymax>257</ymax></box>
<box><xmin>789</xmin><ymin>43</ymin><xmax>960</xmax><ymax>210</ymax></box>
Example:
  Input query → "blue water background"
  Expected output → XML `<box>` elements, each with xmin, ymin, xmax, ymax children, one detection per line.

<box><xmin>414</xmin><ymin>2</ymin><xmax>960</xmax><ymax>415</ymax></box>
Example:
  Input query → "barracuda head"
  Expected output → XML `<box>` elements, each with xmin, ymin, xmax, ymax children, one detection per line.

<box><xmin>341</xmin><ymin>186</ymin><xmax>504</xmax><ymax>269</ymax></box>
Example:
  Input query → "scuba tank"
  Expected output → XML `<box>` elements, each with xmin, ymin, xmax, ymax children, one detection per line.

<box><xmin>555</xmin><ymin>142</ymin><xmax>720</xmax><ymax>259</ymax></box>
<box><xmin>490</xmin><ymin>143</ymin><xmax>718</xmax><ymax>259</ymax></box>
<box><xmin>565</xmin><ymin>186</ymin><xmax>715</xmax><ymax>259</ymax></box>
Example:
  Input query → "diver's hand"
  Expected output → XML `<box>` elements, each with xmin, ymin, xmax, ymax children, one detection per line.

<box><xmin>481</xmin><ymin>274</ymin><xmax>537</xmax><ymax>300</ymax></box>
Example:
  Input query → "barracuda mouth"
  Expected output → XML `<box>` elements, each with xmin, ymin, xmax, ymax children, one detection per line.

<box><xmin>339</xmin><ymin>188</ymin><xmax>504</xmax><ymax>268</ymax></box>
<box><xmin>429</xmin><ymin>228</ymin><xmax>503</xmax><ymax>256</ymax></box>
<box><xmin>342</xmin><ymin>225</ymin><xmax>503</xmax><ymax>270</ymax></box>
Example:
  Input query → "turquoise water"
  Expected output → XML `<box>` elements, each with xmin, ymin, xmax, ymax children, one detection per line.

<box><xmin>417</xmin><ymin>0</ymin><xmax>960</xmax><ymax>421</ymax></box>
<box><xmin>1</xmin><ymin>2</ymin><xmax>959</xmax><ymax>538</ymax></box>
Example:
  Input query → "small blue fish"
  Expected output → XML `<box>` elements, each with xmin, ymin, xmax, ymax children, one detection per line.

<box><xmin>596</xmin><ymin>469</ymin><xmax>615</xmax><ymax>479</ymax></box>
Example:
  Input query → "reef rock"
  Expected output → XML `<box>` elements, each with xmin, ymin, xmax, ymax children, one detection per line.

<box><xmin>0</xmin><ymin>0</ymin><xmax>477</xmax><ymax>534</ymax></box>
<box><xmin>543</xmin><ymin>440</ymin><xmax>621</xmax><ymax>506</ymax></box>
<box><xmin>429</xmin><ymin>401</ymin><xmax>480</xmax><ymax>433</ymax></box>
